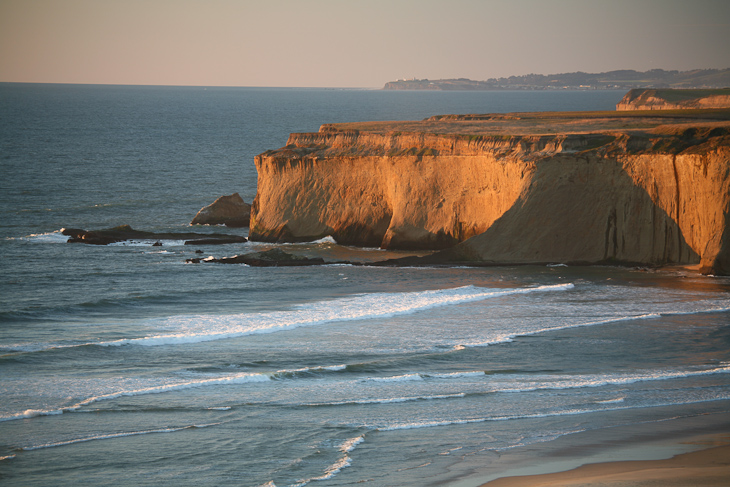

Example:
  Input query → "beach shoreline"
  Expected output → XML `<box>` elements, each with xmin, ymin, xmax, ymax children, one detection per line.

<box><xmin>481</xmin><ymin>443</ymin><xmax>730</xmax><ymax>486</ymax></box>
<box><xmin>443</xmin><ymin>406</ymin><xmax>730</xmax><ymax>487</ymax></box>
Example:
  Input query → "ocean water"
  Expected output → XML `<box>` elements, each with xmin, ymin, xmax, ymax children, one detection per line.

<box><xmin>1</xmin><ymin>84</ymin><xmax>729</xmax><ymax>486</ymax></box>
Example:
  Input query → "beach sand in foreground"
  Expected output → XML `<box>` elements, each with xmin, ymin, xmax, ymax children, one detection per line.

<box><xmin>481</xmin><ymin>442</ymin><xmax>730</xmax><ymax>486</ymax></box>
<box><xmin>442</xmin><ymin>407</ymin><xmax>730</xmax><ymax>487</ymax></box>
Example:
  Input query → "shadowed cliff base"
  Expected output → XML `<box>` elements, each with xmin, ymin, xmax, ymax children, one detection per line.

<box><xmin>250</xmin><ymin>110</ymin><xmax>730</xmax><ymax>275</ymax></box>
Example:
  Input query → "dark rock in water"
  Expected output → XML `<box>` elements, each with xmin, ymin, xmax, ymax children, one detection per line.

<box><xmin>191</xmin><ymin>193</ymin><xmax>251</xmax><ymax>228</ymax></box>
<box><xmin>200</xmin><ymin>248</ymin><xmax>332</xmax><ymax>266</ymax></box>
<box><xmin>61</xmin><ymin>225</ymin><xmax>247</xmax><ymax>245</ymax></box>
<box><xmin>183</xmin><ymin>237</ymin><xmax>248</xmax><ymax>245</ymax></box>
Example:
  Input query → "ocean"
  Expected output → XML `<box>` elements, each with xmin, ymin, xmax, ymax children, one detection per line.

<box><xmin>1</xmin><ymin>84</ymin><xmax>729</xmax><ymax>486</ymax></box>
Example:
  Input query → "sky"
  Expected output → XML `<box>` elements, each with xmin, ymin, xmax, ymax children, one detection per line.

<box><xmin>1</xmin><ymin>0</ymin><xmax>729</xmax><ymax>88</ymax></box>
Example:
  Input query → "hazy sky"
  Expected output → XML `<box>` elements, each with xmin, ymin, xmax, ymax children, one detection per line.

<box><xmin>1</xmin><ymin>0</ymin><xmax>728</xmax><ymax>87</ymax></box>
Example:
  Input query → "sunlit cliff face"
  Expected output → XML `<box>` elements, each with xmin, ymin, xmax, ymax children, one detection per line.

<box><xmin>250</xmin><ymin>118</ymin><xmax>730</xmax><ymax>274</ymax></box>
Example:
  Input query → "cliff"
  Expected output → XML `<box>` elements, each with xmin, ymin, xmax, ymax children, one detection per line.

<box><xmin>249</xmin><ymin>111</ymin><xmax>730</xmax><ymax>275</ymax></box>
<box><xmin>617</xmin><ymin>89</ymin><xmax>730</xmax><ymax>111</ymax></box>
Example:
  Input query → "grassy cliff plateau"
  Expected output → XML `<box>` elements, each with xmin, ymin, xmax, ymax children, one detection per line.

<box><xmin>249</xmin><ymin>110</ymin><xmax>730</xmax><ymax>274</ymax></box>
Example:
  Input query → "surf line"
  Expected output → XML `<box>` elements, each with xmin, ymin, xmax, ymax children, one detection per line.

<box><xmin>21</xmin><ymin>423</ymin><xmax>221</xmax><ymax>451</ymax></box>
<box><xmin>97</xmin><ymin>283</ymin><xmax>577</xmax><ymax>348</ymax></box>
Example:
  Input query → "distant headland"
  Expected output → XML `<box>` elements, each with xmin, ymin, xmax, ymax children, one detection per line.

<box><xmin>383</xmin><ymin>69</ymin><xmax>730</xmax><ymax>91</ymax></box>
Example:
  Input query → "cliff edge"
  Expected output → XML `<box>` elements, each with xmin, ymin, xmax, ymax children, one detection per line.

<box><xmin>249</xmin><ymin>110</ymin><xmax>730</xmax><ymax>275</ymax></box>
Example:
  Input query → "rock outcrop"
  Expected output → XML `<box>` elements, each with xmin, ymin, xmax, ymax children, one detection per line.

<box><xmin>186</xmin><ymin>248</ymin><xmax>329</xmax><ymax>266</ymax></box>
<box><xmin>249</xmin><ymin>111</ymin><xmax>730</xmax><ymax>275</ymax></box>
<box><xmin>191</xmin><ymin>193</ymin><xmax>251</xmax><ymax>227</ymax></box>
<box><xmin>62</xmin><ymin>225</ymin><xmax>247</xmax><ymax>245</ymax></box>
<box><xmin>617</xmin><ymin>89</ymin><xmax>730</xmax><ymax>111</ymax></box>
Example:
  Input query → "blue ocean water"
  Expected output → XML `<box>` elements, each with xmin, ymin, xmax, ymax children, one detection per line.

<box><xmin>1</xmin><ymin>84</ymin><xmax>729</xmax><ymax>486</ymax></box>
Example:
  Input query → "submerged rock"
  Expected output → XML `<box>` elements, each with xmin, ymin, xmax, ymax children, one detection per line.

<box><xmin>61</xmin><ymin>225</ymin><xmax>247</xmax><ymax>245</ymax></box>
<box><xmin>191</xmin><ymin>193</ymin><xmax>251</xmax><ymax>227</ymax></box>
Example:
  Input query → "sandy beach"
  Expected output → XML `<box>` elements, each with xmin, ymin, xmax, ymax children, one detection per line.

<box><xmin>469</xmin><ymin>410</ymin><xmax>730</xmax><ymax>487</ymax></box>
<box><xmin>482</xmin><ymin>443</ymin><xmax>730</xmax><ymax>486</ymax></box>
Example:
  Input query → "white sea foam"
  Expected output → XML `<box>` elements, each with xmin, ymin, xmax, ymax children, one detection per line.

<box><xmin>485</xmin><ymin>364</ymin><xmax>730</xmax><ymax>396</ymax></box>
<box><xmin>361</xmin><ymin>373</ymin><xmax>423</xmax><ymax>383</ymax></box>
<box><xmin>595</xmin><ymin>397</ymin><xmax>625</xmax><ymax>404</ymax></box>
<box><xmin>22</xmin><ymin>423</ymin><xmax>219</xmax><ymax>451</ymax></box>
<box><xmin>664</xmin><ymin>306</ymin><xmax>730</xmax><ymax>316</ymax></box>
<box><xmin>312</xmin><ymin>236</ymin><xmax>337</xmax><ymax>244</ymax></box>
<box><xmin>374</xmin><ymin>407</ymin><xmax>636</xmax><ymax>432</ymax></box>
<box><xmin>321</xmin><ymin>364</ymin><xmax>347</xmax><ymax>371</ymax></box>
<box><xmin>497</xmin><ymin>428</ymin><xmax>589</xmax><ymax>451</ymax></box>
<box><xmin>270</xmin><ymin>364</ymin><xmax>347</xmax><ymax>379</ymax></box>
<box><xmin>13</xmin><ymin>409</ymin><xmax>63</xmax><ymax>420</ymax></box>
<box><xmin>460</xmin><ymin>312</ymin><xmax>662</xmax><ymax>348</ymax></box>
<box><xmin>17</xmin><ymin>231</ymin><xmax>69</xmax><ymax>243</ymax></box>
<box><xmin>339</xmin><ymin>435</ymin><xmax>365</xmax><ymax>453</ymax></box>
<box><xmin>292</xmin><ymin>446</ymin><xmax>357</xmax><ymax>486</ymax></box>
<box><xmin>15</xmin><ymin>285</ymin><xmax>729</xmax><ymax>357</ymax></box>
<box><xmin>0</xmin><ymin>373</ymin><xmax>270</xmax><ymax>422</ymax></box>
<box><xmin>7</xmin><ymin>361</ymin><xmax>727</xmax><ymax>423</ymax></box>
<box><xmin>426</xmin><ymin>371</ymin><xmax>486</xmax><ymax>379</ymax></box>
<box><xmin>439</xmin><ymin>446</ymin><xmax>464</xmax><ymax>455</ymax></box>
<box><xmin>1</xmin><ymin>363</ymin><xmax>353</xmax><ymax>422</ymax></box>
<box><xmin>378</xmin><ymin>394</ymin><xmax>730</xmax><ymax>432</ymax></box>
<box><xmin>305</xmin><ymin>393</ymin><xmax>467</xmax><ymax>407</ymax></box>
<box><xmin>93</xmin><ymin>283</ymin><xmax>574</xmax><ymax>348</ymax></box>
<box><xmin>360</xmin><ymin>370</ymin><xmax>484</xmax><ymax>383</ymax></box>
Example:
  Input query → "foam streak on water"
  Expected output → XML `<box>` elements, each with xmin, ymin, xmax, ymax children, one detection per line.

<box><xmin>22</xmin><ymin>423</ymin><xmax>221</xmax><ymax>451</ymax></box>
<box><xmin>96</xmin><ymin>284</ymin><xmax>574</xmax><ymax>347</ymax></box>
<box><xmin>3</xmin><ymin>362</ymin><xmax>728</xmax><ymax>423</ymax></box>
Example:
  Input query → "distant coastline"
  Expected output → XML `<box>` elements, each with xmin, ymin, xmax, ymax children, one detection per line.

<box><xmin>383</xmin><ymin>68</ymin><xmax>730</xmax><ymax>91</ymax></box>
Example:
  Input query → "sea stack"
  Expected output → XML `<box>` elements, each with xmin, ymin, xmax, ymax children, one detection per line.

<box><xmin>191</xmin><ymin>193</ymin><xmax>251</xmax><ymax>227</ymax></box>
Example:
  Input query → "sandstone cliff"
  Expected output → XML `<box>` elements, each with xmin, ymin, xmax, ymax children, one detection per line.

<box><xmin>249</xmin><ymin>111</ymin><xmax>730</xmax><ymax>275</ymax></box>
<box><xmin>617</xmin><ymin>89</ymin><xmax>730</xmax><ymax>111</ymax></box>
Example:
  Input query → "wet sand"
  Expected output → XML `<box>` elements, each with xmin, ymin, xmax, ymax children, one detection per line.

<box><xmin>481</xmin><ymin>442</ymin><xmax>730</xmax><ymax>486</ymax></box>
<box><xmin>444</xmin><ymin>408</ymin><xmax>730</xmax><ymax>487</ymax></box>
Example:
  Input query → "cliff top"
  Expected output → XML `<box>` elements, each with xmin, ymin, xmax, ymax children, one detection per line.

<box><xmin>323</xmin><ymin>109</ymin><xmax>730</xmax><ymax>137</ymax></box>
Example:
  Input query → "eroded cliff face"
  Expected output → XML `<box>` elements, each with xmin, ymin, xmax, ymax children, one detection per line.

<box><xmin>250</xmin><ymin>122</ymin><xmax>730</xmax><ymax>274</ymax></box>
<box><xmin>251</xmin><ymin>132</ymin><xmax>570</xmax><ymax>249</ymax></box>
